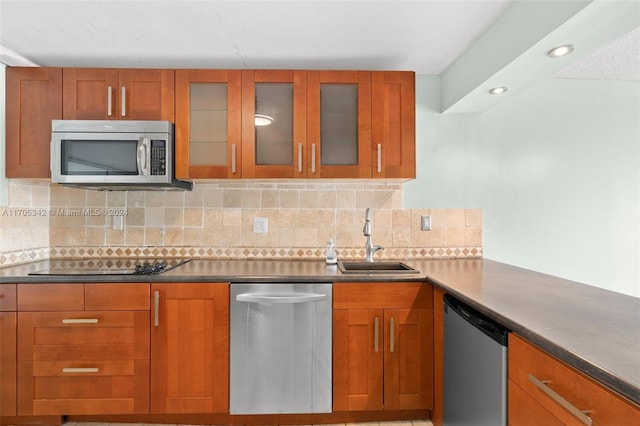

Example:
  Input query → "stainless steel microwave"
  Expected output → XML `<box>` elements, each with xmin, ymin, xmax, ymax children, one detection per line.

<box><xmin>51</xmin><ymin>120</ymin><xmax>192</xmax><ymax>191</ymax></box>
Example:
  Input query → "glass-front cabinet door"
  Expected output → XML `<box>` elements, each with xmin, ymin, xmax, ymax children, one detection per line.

<box><xmin>307</xmin><ymin>71</ymin><xmax>372</xmax><ymax>178</ymax></box>
<box><xmin>175</xmin><ymin>70</ymin><xmax>242</xmax><ymax>179</ymax></box>
<box><xmin>241</xmin><ymin>70</ymin><xmax>307</xmax><ymax>178</ymax></box>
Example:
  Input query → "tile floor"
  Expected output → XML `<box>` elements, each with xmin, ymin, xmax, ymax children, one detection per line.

<box><xmin>63</xmin><ymin>422</ymin><xmax>433</xmax><ymax>426</ymax></box>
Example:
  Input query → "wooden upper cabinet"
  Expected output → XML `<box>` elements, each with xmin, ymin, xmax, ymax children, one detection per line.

<box><xmin>175</xmin><ymin>69</ymin><xmax>242</xmax><ymax>179</ymax></box>
<box><xmin>5</xmin><ymin>67</ymin><xmax>62</xmax><ymax>178</ymax></box>
<box><xmin>63</xmin><ymin>68</ymin><xmax>175</xmax><ymax>121</ymax></box>
<box><xmin>241</xmin><ymin>69</ymin><xmax>307</xmax><ymax>178</ymax></box>
<box><xmin>372</xmin><ymin>71</ymin><xmax>415</xmax><ymax>178</ymax></box>
<box><xmin>307</xmin><ymin>71</ymin><xmax>372</xmax><ymax>178</ymax></box>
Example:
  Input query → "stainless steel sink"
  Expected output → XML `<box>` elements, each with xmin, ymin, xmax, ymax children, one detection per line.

<box><xmin>338</xmin><ymin>261</ymin><xmax>419</xmax><ymax>274</ymax></box>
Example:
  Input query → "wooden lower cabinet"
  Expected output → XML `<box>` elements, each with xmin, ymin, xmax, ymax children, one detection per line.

<box><xmin>333</xmin><ymin>282</ymin><xmax>433</xmax><ymax>412</ymax></box>
<box><xmin>17</xmin><ymin>310</ymin><xmax>149</xmax><ymax>415</ymax></box>
<box><xmin>1</xmin><ymin>284</ymin><xmax>17</xmax><ymax>417</ymax></box>
<box><xmin>15</xmin><ymin>283</ymin><xmax>150</xmax><ymax>416</ymax></box>
<box><xmin>509</xmin><ymin>333</ymin><xmax>640</xmax><ymax>425</ymax></box>
<box><xmin>150</xmin><ymin>283</ymin><xmax>229</xmax><ymax>413</ymax></box>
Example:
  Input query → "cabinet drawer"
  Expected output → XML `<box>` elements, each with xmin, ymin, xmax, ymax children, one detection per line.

<box><xmin>85</xmin><ymin>283</ymin><xmax>150</xmax><ymax>310</ymax></box>
<box><xmin>18</xmin><ymin>284</ymin><xmax>84</xmax><ymax>311</ymax></box>
<box><xmin>17</xmin><ymin>311</ymin><xmax>149</xmax><ymax>361</ymax></box>
<box><xmin>18</xmin><ymin>359</ymin><xmax>149</xmax><ymax>415</ymax></box>
<box><xmin>0</xmin><ymin>284</ymin><xmax>17</xmax><ymax>311</ymax></box>
<box><xmin>509</xmin><ymin>334</ymin><xmax>640</xmax><ymax>425</ymax></box>
<box><xmin>334</xmin><ymin>282</ymin><xmax>432</xmax><ymax>309</ymax></box>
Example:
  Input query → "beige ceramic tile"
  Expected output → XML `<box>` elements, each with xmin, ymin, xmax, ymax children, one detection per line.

<box><xmin>465</xmin><ymin>208</ymin><xmax>483</xmax><ymax>227</ymax></box>
<box><xmin>318</xmin><ymin>190</ymin><xmax>337</xmax><ymax>209</ymax></box>
<box><xmin>429</xmin><ymin>228</ymin><xmax>447</xmax><ymax>247</ymax></box>
<box><xmin>355</xmin><ymin>190</ymin><xmax>374</xmax><ymax>209</ymax></box>
<box><xmin>299</xmin><ymin>210</ymin><xmax>318</xmax><ymax>228</ymax></box>
<box><xmin>184</xmin><ymin>187</ymin><xmax>204</xmax><ymax>208</ymax></box>
<box><xmin>203</xmin><ymin>187</ymin><xmax>224</xmax><ymax>208</ymax></box>
<box><xmin>144</xmin><ymin>227</ymin><xmax>163</xmax><ymax>246</ymax></box>
<box><xmin>165</xmin><ymin>191</ymin><xmax>185</xmax><ymax>208</ymax></box>
<box><xmin>392</xmin><ymin>209</ymin><xmax>411</xmax><ymax>228</ymax></box>
<box><xmin>145</xmin><ymin>207</ymin><xmax>165</xmax><ymax>227</ymax></box>
<box><xmin>465</xmin><ymin>227</ymin><xmax>483</xmax><ymax>246</ymax></box>
<box><xmin>105</xmin><ymin>228</ymin><xmax>125</xmax><ymax>246</ymax></box>
<box><xmin>280</xmin><ymin>189</ymin><xmax>300</xmax><ymax>208</ymax></box>
<box><xmin>125</xmin><ymin>228</ymin><xmax>145</xmax><ymax>246</ymax></box>
<box><xmin>446</xmin><ymin>228</ymin><xmax>466</xmax><ymax>247</ymax></box>
<box><xmin>222</xmin><ymin>189</ymin><xmax>242</xmax><ymax>208</ymax></box>
<box><xmin>203</xmin><ymin>209</ymin><xmax>223</xmax><ymax>228</ymax></box>
<box><xmin>392</xmin><ymin>227</ymin><xmax>411</xmax><ymax>247</ymax></box>
<box><xmin>430</xmin><ymin>208</ymin><xmax>448</xmax><ymax>228</ymax></box>
<box><xmin>85</xmin><ymin>190</ymin><xmax>106</xmax><ymax>207</ymax></box>
<box><xmin>126</xmin><ymin>208</ymin><xmax>145</xmax><ymax>227</ymax></box>
<box><xmin>242</xmin><ymin>189</ymin><xmax>261</xmax><ymax>208</ymax></box>
<box><xmin>222</xmin><ymin>226</ymin><xmax>242</xmax><ymax>247</ymax></box>
<box><xmin>336</xmin><ymin>189</ymin><xmax>356</xmax><ymax>209</ymax></box>
<box><xmin>299</xmin><ymin>190</ymin><xmax>319</xmax><ymax>209</ymax></box>
<box><xmin>222</xmin><ymin>209</ymin><xmax>242</xmax><ymax>227</ymax></box>
<box><xmin>183</xmin><ymin>227</ymin><xmax>204</xmax><ymax>246</ymax></box>
<box><xmin>145</xmin><ymin>191</ymin><xmax>166</xmax><ymax>207</ymax></box>
<box><xmin>447</xmin><ymin>208</ymin><xmax>466</xmax><ymax>227</ymax></box>
<box><xmin>261</xmin><ymin>189</ymin><xmax>280</xmax><ymax>208</ymax></box>
<box><xmin>183</xmin><ymin>208</ymin><xmax>203</xmax><ymax>227</ymax></box>
<box><xmin>85</xmin><ymin>227</ymin><xmax>105</xmax><ymax>245</ymax></box>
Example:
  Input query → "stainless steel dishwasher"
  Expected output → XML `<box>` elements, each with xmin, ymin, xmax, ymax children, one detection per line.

<box><xmin>443</xmin><ymin>294</ymin><xmax>509</xmax><ymax>426</ymax></box>
<box><xmin>230</xmin><ymin>283</ymin><xmax>332</xmax><ymax>414</ymax></box>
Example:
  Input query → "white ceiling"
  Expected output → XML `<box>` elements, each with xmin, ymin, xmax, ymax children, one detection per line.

<box><xmin>0</xmin><ymin>0</ymin><xmax>638</xmax><ymax>113</ymax></box>
<box><xmin>0</xmin><ymin>0</ymin><xmax>512</xmax><ymax>73</ymax></box>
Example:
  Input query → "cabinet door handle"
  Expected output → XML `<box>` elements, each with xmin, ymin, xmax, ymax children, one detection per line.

<box><xmin>374</xmin><ymin>317</ymin><xmax>379</xmax><ymax>353</ymax></box>
<box><xmin>298</xmin><ymin>143</ymin><xmax>303</xmax><ymax>173</ymax></box>
<box><xmin>62</xmin><ymin>318</ymin><xmax>99</xmax><ymax>324</ymax></box>
<box><xmin>389</xmin><ymin>317</ymin><xmax>395</xmax><ymax>352</ymax></box>
<box><xmin>311</xmin><ymin>143</ymin><xmax>316</xmax><ymax>174</ymax></box>
<box><xmin>107</xmin><ymin>86</ymin><xmax>113</xmax><ymax>117</ymax></box>
<box><xmin>154</xmin><ymin>290</ymin><xmax>160</xmax><ymax>327</ymax></box>
<box><xmin>231</xmin><ymin>143</ymin><xmax>237</xmax><ymax>174</ymax></box>
<box><xmin>377</xmin><ymin>143</ymin><xmax>382</xmax><ymax>173</ymax></box>
<box><xmin>121</xmin><ymin>86</ymin><xmax>126</xmax><ymax>117</ymax></box>
<box><xmin>62</xmin><ymin>367</ymin><xmax>99</xmax><ymax>374</ymax></box>
<box><xmin>528</xmin><ymin>374</ymin><xmax>593</xmax><ymax>426</ymax></box>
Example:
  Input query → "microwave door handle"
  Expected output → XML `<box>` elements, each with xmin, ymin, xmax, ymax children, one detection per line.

<box><xmin>137</xmin><ymin>138</ymin><xmax>150</xmax><ymax>176</ymax></box>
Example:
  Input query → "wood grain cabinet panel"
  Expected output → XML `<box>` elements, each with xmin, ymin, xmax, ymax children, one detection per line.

<box><xmin>333</xmin><ymin>283</ymin><xmax>433</xmax><ymax>412</ymax></box>
<box><xmin>5</xmin><ymin>67</ymin><xmax>62</xmax><ymax>178</ymax></box>
<box><xmin>15</xmin><ymin>283</ymin><xmax>150</xmax><ymax>416</ymax></box>
<box><xmin>17</xmin><ymin>284</ymin><xmax>84</xmax><ymax>311</ymax></box>
<box><xmin>150</xmin><ymin>283</ymin><xmax>229</xmax><ymax>414</ymax></box>
<box><xmin>508</xmin><ymin>333</ymin><xmax>640</xmax><ymax>425</ymax></box>
<box><xmin>1</xmin><ymin>312</ymin><xmax>17</xmax><ymax>417</ymax></box>
<box><xmin>371</xmin><ymin>71</ymin><xmax>415</xmax><ymax>179</ymax></box>
<box><xmin>63</xmin><ymin>68</ymin><xmax>174</xmax><ymax>121</ymax></box>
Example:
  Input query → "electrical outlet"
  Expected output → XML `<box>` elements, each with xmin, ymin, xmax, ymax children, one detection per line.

<box><xmin>112</xmin><ymin>215</ymin><xmax>124</xmax><ymax>230</ymax></box>
<box><xmin>253</xmin><ymin>217</ymin><xmax>268</xmax><ymax>234</ymax></box>
<box><xmin>420</xmin><ymin>215</ymin><xmax>431</xmax><ymax>231</ymax></box>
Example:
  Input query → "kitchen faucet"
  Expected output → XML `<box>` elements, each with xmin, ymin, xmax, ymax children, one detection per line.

<box><xmin>363</xmin><ymin>208</ymin><xmax>383</xmax><ymax>262</ymax></box>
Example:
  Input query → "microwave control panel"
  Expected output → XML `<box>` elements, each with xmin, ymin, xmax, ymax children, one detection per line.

<box><xmin>150</xmin><ymin>140</ymin><xmax>167</xmax><ymax>176</ymax></box>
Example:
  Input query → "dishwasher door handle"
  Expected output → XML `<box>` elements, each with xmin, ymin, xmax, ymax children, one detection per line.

<box><xmin>236</xmin><ymin>293</ymin><xmax>326</xmax><ymax>305</ymax></box>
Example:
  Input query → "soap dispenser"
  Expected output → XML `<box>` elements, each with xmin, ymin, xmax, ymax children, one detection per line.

<box><xmin>325</xmin><ymin>239</ymin><xmax>337</xmax><ymax>264</ymax></box>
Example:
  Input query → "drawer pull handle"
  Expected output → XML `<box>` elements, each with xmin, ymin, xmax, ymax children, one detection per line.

<box><xmin>62</xmin><ymin>367</ymin><xmax>99</xmax><ymax>374</ymax></box>
<box><xmin>62</xmin><ymin>319</ymin><xmax>99</xmax><ymax>324</ymax></box>
<box><xmin>528</xmin><ymin>374</ymin><xmax>593</xmax><ymax>426</ymax></box>
<box><xmin>374</xmin><ymin>317</ymin><xmax>379</xmax><ymax>353</ymax></box>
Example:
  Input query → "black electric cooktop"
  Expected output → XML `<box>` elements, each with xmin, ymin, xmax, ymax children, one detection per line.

<box><xmin>28</xmin><ymin>258</ymin><xmax>191</xmax><ymax>276</ymax></box>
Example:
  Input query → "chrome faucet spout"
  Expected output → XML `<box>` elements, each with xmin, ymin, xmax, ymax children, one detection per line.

<box><xmin>363</xmin><ymin>208</ymin><xmax>383</xmax><ymax>262</ymax></box>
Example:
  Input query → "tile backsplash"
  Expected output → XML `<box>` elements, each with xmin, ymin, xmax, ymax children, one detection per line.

<box><xmin>0</xmin><ymin>179</ymin><xmax>482</xmax><ymax>267</ymax></box>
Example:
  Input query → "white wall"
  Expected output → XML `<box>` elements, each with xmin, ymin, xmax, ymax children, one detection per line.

<box><xmin>405</xmin><ymin>75</ymin><xmax>640</xmax><ymax>298</ymax></box>
<box><xmin>0</xmin><ymin>64</ymin><xmax>8</xmax><ymax>206</ymax></box>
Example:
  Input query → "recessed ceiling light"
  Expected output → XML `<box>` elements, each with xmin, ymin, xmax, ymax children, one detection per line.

<box><xmin>489</xmin><ymin>87</ymin><xmax>508</xmax><ymax>95</ymax></box>
<box><xmin>547</xmin><ymin>44</ymin><xmax>574</xmax><ymax>58</ymax></box>
<box><xmin>254</xmin><ymin>114</ymin><xmax>274</xmax><ymax>126</ymax></box>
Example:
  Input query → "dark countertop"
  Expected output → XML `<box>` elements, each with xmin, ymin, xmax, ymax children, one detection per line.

<box><xmin>1</xmin><ymin>257</ymin><xmax>639</xmax><ymax>406</ymax></box>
